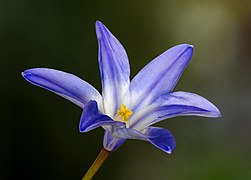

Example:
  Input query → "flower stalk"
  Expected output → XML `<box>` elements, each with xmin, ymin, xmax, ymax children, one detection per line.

<box><xmin>82</xmin><ymin>148</ymin><xmax>110</xmax><ymax>180</ymax></box>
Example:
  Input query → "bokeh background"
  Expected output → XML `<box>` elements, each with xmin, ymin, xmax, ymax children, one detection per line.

<box><xmin>3</xmin><ymin>0</ymin><xmax>251</xmax><ymax>179</ymax></box>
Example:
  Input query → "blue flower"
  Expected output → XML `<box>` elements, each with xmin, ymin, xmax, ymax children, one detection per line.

<box><xmin>22</xmin><ymin>21</ymin><xmax>221</xmax><ymax>154</ymax></box>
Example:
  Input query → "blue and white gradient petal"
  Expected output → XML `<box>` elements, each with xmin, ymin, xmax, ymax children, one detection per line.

<box><xmin>79</xmin><ymin>100</ymin><xmax>124</xmax><ymax>133</ymax></box>
<box><xmin>96</xmin><ymin>21</ymin><xmax>130</xmax><ymax>117</ymax></box>
<box><xmin>22</xmin><ymin>21</ymin><xmax>221</xmax><ymax>154</ymax></box>
<box><xmin>129</xmin><ymin>91</ymin><xmax>221</xmax><ymax>130</ymax></box>
<box><xmin>22</xmin><ymin>68</ymin><xmax>102</xmax><ymax>109</ymax></box>
<box><xmin>113</xmin><ymin>126</ymin><xmax>176</xmax><ymax>153</ymax></box>
<box><xmin>129</xmin><ymin>44</ymin><xmax>193</xmax><ymax>112</ymax></box>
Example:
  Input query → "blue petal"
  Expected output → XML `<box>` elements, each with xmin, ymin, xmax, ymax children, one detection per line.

<box><xmin>129</xmin><ymin>44</ymin><xmax>193</xmax><ymax>111</ymax></box>
<box><xmin>113</xmin><ymin>126</ymin><xmax>176</xmax><ymax>154</ymax></box>
<box><xmin>79</xmin><ymin>100</ymin><xmax>125</xmax><ymax>132</ymax></box>
<box><xmin>129</xmin><ymin>91</ymin><xmax>221</xmax><ymax>130</ymax></box>
<box><xmin>96</xmin><ymin>21</ymin><xmax>130</xmax><ymax>117</ymax></box>
<box><xmin>103</xmin><ymin>130</ymin><xmax>125</xmax><ymax>152</ymax></box>
<box><xmin>22</xmin><ymin>68</ymin><xmax>102</xmax><ymax>108</ymax></box>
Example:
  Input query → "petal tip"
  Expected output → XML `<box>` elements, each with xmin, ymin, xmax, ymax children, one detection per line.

<box><xmin>165</xmin><ymin>149</ymin><xmax>172</xmax><ymax>154</ymax></box>
<box><xmin>21</xmin><ymin>71</ymin><xmax>25</xmax><ymax>77</ymax></box>
<box><xmin>185</xmin><ymin>44</ymin><xmax>194</xmax><ymax>52</ymax></box>
<box><xmin>79</xmin><ymin>126</ymin><xmax>85</xmax><ymax>133</ymax></box>
<box><xmin>79</xmin><ymin>126</ymin><xmax>88</xmax><ymax>133</ymax></box>
<box><xmin>209</xmin><ymin>103</ymin><xmax>222</xmax><ymax>118</ymax></box>
<box><xmin>172</xmin><ymin>44</ymin><xmax>193</xmax><ymax>57</ymax></box>
<box><xmin>161</xmin><ymin>146</ymin><xmax>173</xmax><ymax>154</ymax></box>
<box><xmin>178</xmin><ymin>44</ymin><xmax>193</xmax><ymax>53</ymax></box>
<box><xmin>215</xmin><ymin>109</ymin><xmax>222</xmax><ymax>118</ymax></box>
<box><xmin>187</xmin><ymin>44</ymin><xmax>194</xmax><ymax>48</ymax></box>
<box><xmin>21</xmin><ymin>69</ymin><xmax>40</xmax><ymax>83</ymax></box>
<box><xmin>95</xmin><ymin>21</ymin><xmax>106</xmax><ymax>38</ymax></box>
<box><xmin>178</xmin><ymin>44</ymin><xmax>193</xmax><ymax>49</ymax></box>
<box><xmin>21</xmin><ymin>69</ymin><xmax>29</xmax><ymax>76</ymax></box>
<box><xmin>95</xmin><ymin>20</ymin><xmax>103</xmax><ymax>27</ymax></box>
<box><xmin>21</xmin><ymin>70</ymin><xmax>32</xmax><ymax>81</ymax></box>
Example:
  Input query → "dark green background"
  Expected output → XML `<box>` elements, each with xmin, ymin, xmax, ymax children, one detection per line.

<box><xmin>3</xmin><ymin>0</ymin><xmax>251</xmax><ymax>179</ymax></box>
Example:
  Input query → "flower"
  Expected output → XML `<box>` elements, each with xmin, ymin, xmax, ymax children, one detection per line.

<box><xmin>22</xmin><ymin>21</ymin><xmax>221</xmax><ymax>154</ymax></box>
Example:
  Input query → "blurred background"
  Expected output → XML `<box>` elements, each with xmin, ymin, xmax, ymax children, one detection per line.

<box><xmin>3</xmin><ymin>0</ymin><xmax>251</xmax><ymax>179</ymax></box>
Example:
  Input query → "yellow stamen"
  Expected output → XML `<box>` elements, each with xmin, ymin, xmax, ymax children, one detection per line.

<box><xmin>115</xmin><ymin>104</ymin><xmax>133</xmax><ymax>123</ymax></box>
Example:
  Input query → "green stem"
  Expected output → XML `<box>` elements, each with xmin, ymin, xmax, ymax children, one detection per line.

<box><xmin>82</xmin><ymin>148</ymin><xmax>111</xmax><ymax>180</ymax></box>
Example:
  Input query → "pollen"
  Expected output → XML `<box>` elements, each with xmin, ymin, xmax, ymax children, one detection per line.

<box><xmin>115</xmin><ymin>104</ymin><xmax>133</xmax><ymax>123</ymax></box>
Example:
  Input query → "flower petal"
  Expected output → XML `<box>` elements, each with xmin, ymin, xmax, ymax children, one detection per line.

<box><xmin>130</xmin><ymin>91</ymin><xmax>221</xmax><ymax>130</ymax></box>
<box><xmin>129</xmin><ymin>44</ymin><xmax>193</xmax><ymax>111</ymax></box>
<box><xmin>22</xmin><ymin>68</ymin><xmax>102</xmax><ymax>108</ymax></box>
<box><xmin>96</xmin><ymin>21</ymin><xmax>130</xmax><ymax>117</ymax></box>
<box><xmin>103</xmin><ymin>130</ymin><xmax>125</xmax><ymax>152</ymax></box>
<box><xmin>79</xmin><ymin>100</ymin><xmax>125</xmax><ymax>132</ymax></box>
<box><xmin>113</xmin><ymin>126</ymin><xmax>176</xmax><ymax>154</ymax></box>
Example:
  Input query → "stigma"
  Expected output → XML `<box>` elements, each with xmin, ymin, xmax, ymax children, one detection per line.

<box><xmin>115</xmin><ymin>104</ymin><xmax>133</xmax><ymax>123</ymax></box>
